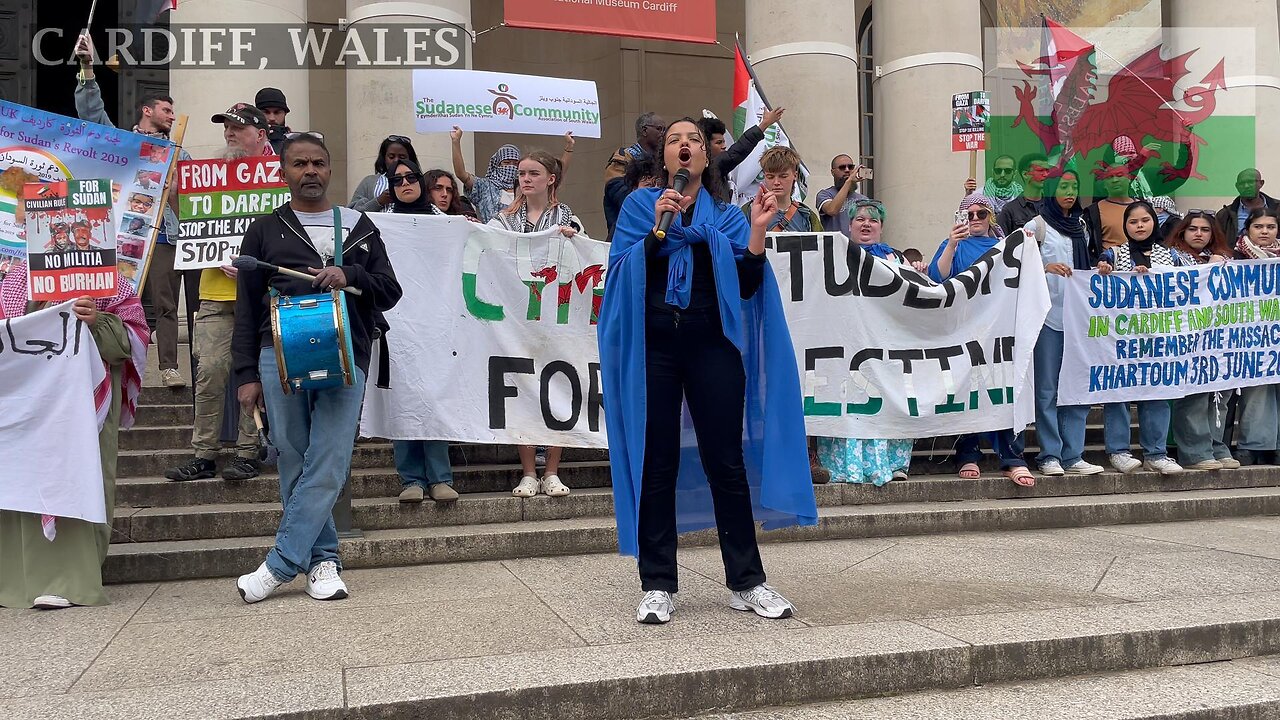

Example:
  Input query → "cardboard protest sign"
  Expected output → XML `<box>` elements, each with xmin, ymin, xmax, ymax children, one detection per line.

<box><xmin>952</xmin><ymin>91</ymin><xmax>990</xmax><ymax>152</ymax></box>
<box><xmin>0</xmin><ymin>99</ymin><xmax>173</xmax><ymax>290</ymax></box>
<box><xmin>23</xmin><ymin>178</ymin><xmax>116</xmax><ymax>300</ymax></box>
<box><xmin>1060</xmin><ymin>259</ymin><xmax>1280</xmax><ymax>404</ymax></box>
<box><xmin>175</xmin><ymin>156</ymin><xmax>289</xmax><ymax>270</ymax></box>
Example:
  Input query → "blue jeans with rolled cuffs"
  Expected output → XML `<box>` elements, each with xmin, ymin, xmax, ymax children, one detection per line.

<box><xmin>1103</xmin><ymin>401</ymin><xmax>1171</xmax><ymax>461</ymax></box>
<box><xmin>1033</xmin><ymin>325</ymin><xmax>1090</xmax><ymax>466</ymax></box>
<box><xmin>1171</xmin><ymin>392</ymin><xmax>1232</xmax><ymax>465</ymax></box>
<box><xmin>393</xmin><ymin>441</ymin><xmax>454</xmax><ymax>489</ymax></box>
<box><xmin>259</xmin><ymin>348</ymin><xmax>366</xmax><ymax>582</ymax></box>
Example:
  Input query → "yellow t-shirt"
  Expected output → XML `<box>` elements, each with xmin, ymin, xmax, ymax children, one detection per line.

<box><xmin>200</xmin><ymin>267</ymin><xmax>237</xmax><ymax>301</ymax></box>
<box><xmin>1098</xmin><ymin>199</ymin><xmax>1131</xmax><ymax>249</ymax></box>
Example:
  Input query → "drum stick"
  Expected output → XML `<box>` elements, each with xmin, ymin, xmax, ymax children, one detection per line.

<box><xmin>231</xmin><ymin>255</ymin><xmax>364</xmax><ymax>296</ymax></box>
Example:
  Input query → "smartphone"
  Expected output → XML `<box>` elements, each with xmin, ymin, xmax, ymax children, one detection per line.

<box><xmin>856</xmin><ymin>166</ymin><xmax>873</xmax><ymax>181</ymax></box>
<box><xmin>954</xmin><ymin>209</ymin><xmax>967</xmax><ymax>227</ymax></box>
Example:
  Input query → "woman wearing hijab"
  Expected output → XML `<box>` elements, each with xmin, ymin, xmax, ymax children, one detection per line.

<box><xmin>1025</xmin><ymin>169</ymin><xmax>1106</xmax><ymax>478</ymax></box>
<box><xmin>927</xmin><ymin>194</ymin><xmax>1033</xmax><ymax>486</ymax></box>
<box><xmin>0</xmin><ymin>262</ymin><xmax>149</xmax><ymax>609</ymax></box>
<box><xmin>1094</xmin><ymin>200</ymin><xmax>1191</xmax><ymax>476</ymax></box>
<box><xmin>349</xmin><ymin>135</ymin><xmax>419</xmax><ymax>212</ymax></box>
<box><xmin>600</xmin><ymin>117</ymin><xmax>817</xmax><ymax>625</ymax></box>
<box><xmin>813</xmin><ymin>199</ymin><xmax>919</xmax><ymax>486</ymax></box>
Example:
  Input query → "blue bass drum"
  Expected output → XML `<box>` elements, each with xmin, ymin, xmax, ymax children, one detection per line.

<box><xmin>270</xmin><ymin>290</ymin><xmax>356</xmax><ymax>394</ymax></box>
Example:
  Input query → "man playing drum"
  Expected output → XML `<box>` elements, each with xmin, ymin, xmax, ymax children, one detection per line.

<box><xmin>231</xmin><ymin>133</ymin><xmax>402</xmax><ymax>603</ymax></box>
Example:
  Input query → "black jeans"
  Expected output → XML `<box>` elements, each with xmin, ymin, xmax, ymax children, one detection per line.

<box><xmin>638</xmin><ymin>308</ymin><xmax>766</xmax><ymax>593</ymax></box>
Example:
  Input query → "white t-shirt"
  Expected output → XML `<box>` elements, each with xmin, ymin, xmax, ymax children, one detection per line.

<box><xmin>293</xmin><ymin>206</ymin><xmax>361</xmax><ymax>264</ymax></box>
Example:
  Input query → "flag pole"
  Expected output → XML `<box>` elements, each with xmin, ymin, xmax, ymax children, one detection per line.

<box><xmin>735</xmin><ymin>34</ymin><xmax>812</xmax><ymax>193</ymax></box>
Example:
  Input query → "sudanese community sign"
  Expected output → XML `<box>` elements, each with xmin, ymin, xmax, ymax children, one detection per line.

<box><xmin>175</xmin><ymin>156</ymin><xmax>289</xmax><ymax>270</ymax></box>
<box><xmin>0</xmin><ymin>99</ymin><xmax>173</xmax><ymax>290</ymax></box>
<box><xmin>23</xmin><ymin>178</ymin><xmax>116</xmax><ymax>301</ymax></box>
<box><xmin>766</xmin><ymin>231</ymin><xmax>1050</xmax><ymax>440</ymax></box>
<box><xmin>1059</xmin><ymin>259</ymin><xmax>1280</xmax><ymax>404</ymax></box>
<box><xmin>412</xmin><ymin>69</ymin><xmax>601</xmax><ymax>138</ymax></box>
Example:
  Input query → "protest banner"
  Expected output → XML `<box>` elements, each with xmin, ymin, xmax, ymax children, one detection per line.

<box><xmin>766</xmin><ymin>230</ymin><xmax>1049</xmax><ymax>439</ymax></box>
<box><xmin>175</xmin><ymin>156</ymin><xmax>289</xmax><ymax>270</ymax></box>
<box><xmin>412</xmin><ymin>69</ymin><xmax>601</xmax><ymax>138</ymax></box>
<box><xmin>0</xmin><ymin>99</ymin><xmax>173</xmax><ymax>290</ymax></box>
<box><xmin>503</xmin><ymin>0</ymin><xmax>716</xmax><ymax>44</ymax></box>
<box><xmin>23</xmin><ymin>178</ymin><xmax>117</xmax><ymax>300</ymax></box>
<box><xmin>1059</xmin><ymin>259</ymin><xmax>1280</xmax><ymax>405</ymax></box>
<box><xmin>0</xmin><ymin>300</ymin><xmax>108</xmax><ymax>524</ymax></box>
<box><xmin>360</xmin><ymin>214</ymin><xmax>609</xmax><ymax>448</ymax></box>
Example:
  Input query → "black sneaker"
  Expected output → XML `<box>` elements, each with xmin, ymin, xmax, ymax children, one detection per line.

<box><xmin>222</xmin><ymin>457</ymin><xmax>261</xmax><ymax>481</ymax></box>
<box><xmin>165</xmin><ymin>457</ymin><xmax>216</xmax><ymax>482</ymax></box>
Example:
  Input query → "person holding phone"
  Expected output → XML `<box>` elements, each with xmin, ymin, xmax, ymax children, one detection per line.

<box><xmin>817</xmin><ymin>154</ymin><xmax>869</xmax><ymax>236</ymax></box>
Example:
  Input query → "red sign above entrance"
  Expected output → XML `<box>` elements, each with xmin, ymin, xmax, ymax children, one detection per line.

<box><xmin>503</xmin><ymin>0</ymin><xmax>716</xmax><ymax>45</ymax></box>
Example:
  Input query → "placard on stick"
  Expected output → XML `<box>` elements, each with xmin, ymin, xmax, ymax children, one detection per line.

<box><xmin>24</xmin><ymin>178</ymin><xmax>116</xmax><ymax>300</ymax></box>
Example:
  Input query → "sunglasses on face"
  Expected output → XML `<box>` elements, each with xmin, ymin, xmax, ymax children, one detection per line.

<box><xmin>993</xmin><ymin>168</ymin><xmax>1015</xmax><ymax>175</ymax></box>
<box><xmin>285</xmin><ymin>130</ymin><xmax>325</xmax><ymax>140</ymax></box>
<box><xmin>967</xmin><ymin>209</ymin><xmax>990</xmax><ymax>220</ymax></box>
<box><xmin>390</xmin><ymin>173</ymin><xmax>421</xmax><ymax>187</ymax></box>
<box><xmin>835</xmin><ymin>164</ymin><xmax>855</xmax><ymax>171</ymax></box>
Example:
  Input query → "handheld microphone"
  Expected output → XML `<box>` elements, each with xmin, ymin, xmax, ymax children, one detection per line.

<box><xmin>654</xmin><ymin>168</ymin><xmax>691</xmax><ymax>240</ymax></box>
<box><xmin>231</xmin><ymin>255</ymin><xmax>364</xmax><ymax>296</ymax></box>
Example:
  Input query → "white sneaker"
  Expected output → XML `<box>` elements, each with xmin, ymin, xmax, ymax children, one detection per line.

<box><xmin>32</xmin><ymin>595</ymin><xmax>72</xmax><ymax>610</ymax></box>
<box><xmin>540</xmin><ymin>474</ymin><xmax>570</xmax><ymax>497</ymax></box>
<box><xmin>1038</xmin><ymin>459</ymin><xmax>1065</xmax><ymax>476</ymax></box>
<box><xmin>305</xmin><ymin>560</ymin><xmax>348</xmax><ymax>601</ymax></box>
<box><xmin>237</xmin><ymin>562</ymin><xmax>286</xmax><ymax>604</ymax></box>
<box><xmin>513</xmin><ymin>475</ymin><xmax>540</xmax><ymax>498</ymax></box>
<box><xmin>1064</xmin><ymin>459</ymin><xmax>1105</xmax><ymax>475</ymax></box>
<box><xmin>1186</xmin><ymin>459</ymin><xmax>1224</xmax><ymax>471</ymax></box>
<box><xmin>636</xmin><ymin>590</ymin><xmax>675</xmax><ymax>624</ymax></box>
<box><xmin>729</xmin><ymin>583</ymin><xmax>795</xmax><ymax>619</ymax></box>
<box><xmin>1218</xmin><ymin>456</ymin><xmax>1242</xmax><ymax>470</ymax></box>
<box><xmin>1144</xmin><ymin>457</ymin><xmax>1185</xmax><ymax>475</ymax></box>
<box><xmin>1109</xmin><ymin>453</ymin><xmax>1142</xmax><ymax>474</ymax></box>
<box><xmin>160</xmin><ymin>368</ymin><xmax>186</xmax><ymax>388</ymax></box>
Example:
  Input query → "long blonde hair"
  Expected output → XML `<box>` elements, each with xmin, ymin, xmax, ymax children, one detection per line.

<box><xmin>500</xmin><ymin>150</ymin><xmax>562</xmax><ymax>216</ymax></box>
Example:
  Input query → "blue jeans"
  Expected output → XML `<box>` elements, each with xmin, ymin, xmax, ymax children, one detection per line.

<box><xmin>393</xmin><ymin>440</ymin><xmax>454</xmax><ymax>488</ymax></box>
<box><xmin>259</xmin><ymin>348</ymin><xmax>366</xmax><ymax>582</ymax></box>
<box><xmin>1171</xmin><ymin>392</ymin><xmax>1232</xmax><ymax>465</ymax></box>
<box><xmin>955</xmin><ymin>431</ymin><xmax>1027</xmax><ymax>469</ymax></box>
<box><xmin>1103</xmin><ymin>401</ymin><xmax>1170</xmax><ymax>460</ymax></box>
<box><xmin>1238</xmin><ymin>384</ymin><xmax>1280</xmax><ymax>452</ymax></box>
<box><xmin>1033</xmin><ymin>325</ymin><xmax>1090</xmax><ymax>466</ymax></box>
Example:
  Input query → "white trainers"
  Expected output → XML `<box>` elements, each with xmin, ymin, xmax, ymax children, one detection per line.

<box><xmin>1064</xmin><ymin>459</ymin><xmax>1105</xmax><ymax>475</ymax></box>
<box><xmin>237</xmin><ymin>562</ymin><xmax>286</xmax><ymax>604</ymax></box>
<box><xmin>729</xmin><ymin>583</ymin><xmax>795</xmax><ymax>619</ymax></box>
<box><xmin>160</xmin><ymin>368</ymin><xmax>186</xmax><ymax>388</ymax></box>
<box><xmin>32</xmin><ymin>595</ymin><xmax>72</xmax><ymax>610</ymax></box>
<box><xmin>1038</xmin><ymin>459</ymin><xmax>1065</xmax><ymax>476</ymax></box>
<box><xmin>636</xmin><ymin>590</ymin><xmax>675</xmax><ymax>624</ymax></box>
<box><xmin>1144</xmin><ymin>457</ymin><xmax>1185</xmax><ymax>475</ymax></box>
<box><xmin>1109</xmin><ymin>453</ymin><xmax>1142</xmax><ymax>474</ymax></box>
<box><xmin>513</xmin><ymin>475</ymin><xmax>540</xmax><ymax>498</ymax></box>
<box><xmin>1186</xmin><ymin>459</ymin><xmax>1224</xmax><ymax>471</ymax></box>
<box><xmin>305</xmin><ymin>560</ymin><xmax>349</xmax><ymax>601</ymax></box>
<box><xmin>540</xmin><ymin>474</ymin><xmax>571</xmax><ymax>497</ymax></box>
<box><xmin>1218</xmin><ymin>456</ymin><xmax>1242</xmax><ymax>470</ymax></box>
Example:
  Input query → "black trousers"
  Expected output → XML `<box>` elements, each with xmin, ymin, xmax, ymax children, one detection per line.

<box><xmin>638</xmin><ymin>308</ymin><xmax>766</xmax><ymax>593</ymax></box>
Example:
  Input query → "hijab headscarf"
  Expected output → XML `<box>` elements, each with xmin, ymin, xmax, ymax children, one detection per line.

<box><xmin>386</xmin><ymin>160</ymin><xmax>438</xmax><ymax>215</ymax></box>
<box><xmin>1038</xmin><ymin>171</ymin><xmax>1092</xmax><ymax>269</ymax></box>
<box><xmin>1122</xmin><ymin>199</ymin><xmax>1160</xmax><ymax>267</ymax></box>
<box><xmin>470</xmin><ymin>144</ymin><xmax>521</xmax><ymax>222</ymax></box>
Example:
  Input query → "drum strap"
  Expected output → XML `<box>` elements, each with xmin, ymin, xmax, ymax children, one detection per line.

<box><xmin>331</xmin><ymin>206</ymin><xmax>344</xmax><ymax>266</ymax></box>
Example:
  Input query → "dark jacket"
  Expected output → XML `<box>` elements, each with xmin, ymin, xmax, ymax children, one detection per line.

<box><xmin>1082</xmin><ymin>201</ymin><xmax>1117</xmax><ymax>261</ymax></box>
<box><xmin>996</xmin><ymin>195</ymin><xmax>1041</xmax><ymax>239</ymax></box>
<box><xmin>267</xmin><ymin>125</ymin><xmax>291</xmax><ymax>157</ymax></box>
<box><xmin>232</xmin><ymin>205</ymin><xmax>402</xmax><ymax>389</ymax></box>
<box><xmin>710</xmin><ymin>125</ymin><xmax>766</xmax><ymax>189</ymax></box>
<box><xmin>603</xmin><ymin>176</ymin><xmax>631</xmax><ymax>240</ymax></box>
<box><xmin>1216</xmin><ymin>192</ymin><xmax>1279</xmax><ymax>242</ymax></box>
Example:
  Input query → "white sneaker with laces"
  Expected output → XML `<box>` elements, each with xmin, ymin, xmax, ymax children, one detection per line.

<box><xmin>1186</xmin><ymin>459</ymin><xmax>1224</xmax><ymax>471</ymax></box>
<box><xmin>729</xmin><ymin>583</ymin><xmax>795</xmax><ymax>619</ymax></box>
<box><xmin>513</xmin><ymin>475</ymin><xmax>540</xmax><ymax>498</ymax></box>
<box><xmin>1218</xmin><ymin>456</ymin><xmax>1242</xmax><ymax>470</ymax></box>
<box><xmin>1109</xmin><ymin>453</ymin><xmax>1142</xmax><ymax>474</ymax></box>
<box><xmin>237</xmin><ymin>562</ymin><xmax>286</xmax><ymax>604</ymax></box>
<box><xmin>541</xmin><ymin>474</ymin><xmax>570</xmax><ymax>497</ymax></box>
<box><xmin>305</xmin><ymin>560</ymin><xmax>348</xmax><ymax>601</ymax></box>
<box><xmin>1038</xmin><ymin>459</ymin><xmax>1065</xmax><ymax>476</ymax></box>
<box><xmin>636</xmin><ymin>590</ymin><xmax>675</xmax><ymax>624</ymax></box>
<box><xmin>1064</xmin><ymin>459</ymin><xmax>1105</xmax><ymax>475</ymax></box>
<box><xmin>32</xmin><ymin>595</ymin><xmax>72</xmax><ymax>610</ymax></box>
<box><xmin>160</xmin><ymin>368</ymin><xmax>186</xmax><ymax>388</ymax></box>
<box><xmin>1143</xmin><ymin>457</ymin><xmax>1185</xmax><ymax>475</ymax></box>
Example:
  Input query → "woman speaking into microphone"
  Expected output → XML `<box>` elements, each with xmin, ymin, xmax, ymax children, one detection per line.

<box><xmin>599</xmin><ymin>118</ymin><xmax>817</xmax><ymax>625</ymax></box>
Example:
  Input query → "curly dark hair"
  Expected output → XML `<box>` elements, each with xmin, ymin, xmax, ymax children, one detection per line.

<box><xmin>422</xmin><ymin>168</ymin><xmax>469</xmax><ymax>215</ymax></box>
<box><xmin>655</xmin><ymin>117</ymin><xmax>729</xmax><ymax>206</ymax></box>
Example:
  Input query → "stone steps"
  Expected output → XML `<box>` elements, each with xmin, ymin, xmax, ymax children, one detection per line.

<box><xmin>104</xmin><ymin>485</ymin><xmax>1280</xmax><ymax>583</ymax></box>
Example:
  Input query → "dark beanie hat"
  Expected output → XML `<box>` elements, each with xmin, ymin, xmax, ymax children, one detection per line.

<box><xmin>255</xmin><ymin>87</ymin><xmax>289</xmax><ymax>113</ymax></box>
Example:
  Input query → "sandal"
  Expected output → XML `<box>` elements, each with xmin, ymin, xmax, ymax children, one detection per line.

<box><xmin>957</xmin><ymin>462</ymin><xmax>981</xmax><ymax>479</ymax></box>
<box><xmin>1003</xmin><ymin>467</ymin><xmax>1036</xmax><ymax>487</ymax></box>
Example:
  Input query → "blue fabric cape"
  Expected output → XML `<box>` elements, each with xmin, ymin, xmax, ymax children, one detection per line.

<box><xmin>926</xmin><ymin>233</ymin><xmax>1000</xmax><ymax>282</ymax></box>
<box><xmin>598</xmin><ymin>187</ymin><xmax>819</xmax><ymax>557</ymax></box>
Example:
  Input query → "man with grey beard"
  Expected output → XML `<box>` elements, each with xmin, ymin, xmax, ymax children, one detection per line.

<box><xmin>164</xmin><ymin>103</ymin><xmax>273</xmax><ymax>483</ymax></box>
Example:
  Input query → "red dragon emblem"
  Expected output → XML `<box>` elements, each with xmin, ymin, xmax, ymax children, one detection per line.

<box><xmin>1012</xmin><ymin>18</ymin><xmax>1227</xmax><ymax>188</ymax></box>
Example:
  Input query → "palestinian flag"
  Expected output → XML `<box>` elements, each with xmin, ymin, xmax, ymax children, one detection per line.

<box><xmin>728</xmin><ymin>38</ymin><xmax>809</xmax><ymax>205</ymax></box>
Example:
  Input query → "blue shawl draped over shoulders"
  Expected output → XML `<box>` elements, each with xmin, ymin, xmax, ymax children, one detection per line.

<box><xmin>598</xmin><ymin>187</ymin><xmax>818</xmax><ymax>557</ymax></box>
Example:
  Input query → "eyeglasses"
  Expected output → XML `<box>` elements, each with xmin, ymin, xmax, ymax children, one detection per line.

<box><xmin>430</xmin><ymin>183</ymin><xmax>455</xmax><ymax>193</ymax></box>
<box><xmin>386</xmin><ymin>134</ymin><xmax>412</xmax><ymax>144</ymax></box>
<box><xmin>285</xmin><ymin>131</ymin><xmax>325</xmax><ymax>140</ymax></box>
<box><xmin>835</xmin><ymin>164</ymin><xmax>855</xmax><ymax>171</ymax></box>
<box><xmin>967</xmin><ymin>209</ymin><xmax>991</xmax><ymax>220</ymax></box>
<box><xmin>131</xmin><ymin>196</ymin><xmax>155</xmax><ymax>208</ymax></box>
<box><xmin>390</xmin><ymin>173</ymin><xmax>421</xmax><ymax>187</ymax></box>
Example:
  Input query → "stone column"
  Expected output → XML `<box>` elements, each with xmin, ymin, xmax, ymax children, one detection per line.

<box><xmin>1168</xmin><ymin>0</ymin><xmax>1280</xmax><ymax>207</ymax></box>
<box><xmin>872</xmin><ymin>0</ymin><xmax>983</xmax><ymax>248</ymax></box>
<box><xmin>745</xmin><ymin>1</ymin><xmax>861</xmax><ymax>192</ymax></box>
<box><xmin>343</xmin><ymin>0</ymin><xmax>472</xmax><ymax>197</ymax></box>
<box><xmin>169</xmin><ymin>0</ymin><xmax>310</xmax><ymax>161</ymax></box>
